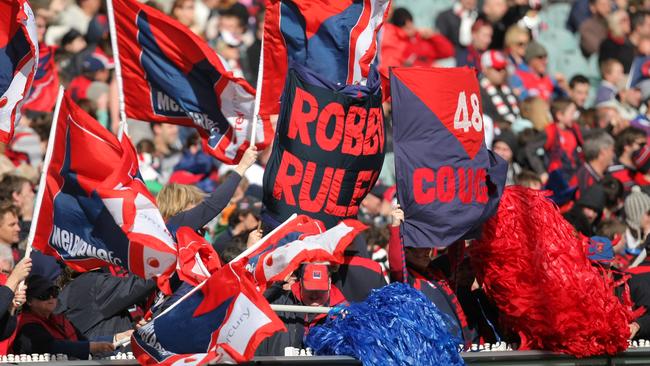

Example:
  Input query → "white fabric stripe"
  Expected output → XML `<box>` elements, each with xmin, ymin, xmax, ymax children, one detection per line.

<box><xmin>350</xmin><ymin>0</ymin><xmax>390</xmax><ymax>83</ymax></box>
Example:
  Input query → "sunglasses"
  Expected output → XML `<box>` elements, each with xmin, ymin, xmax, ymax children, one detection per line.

<box><xmin>34</xmin><ymin>287</ymin><xmax>59</xmax><ymax>301</ymax></box>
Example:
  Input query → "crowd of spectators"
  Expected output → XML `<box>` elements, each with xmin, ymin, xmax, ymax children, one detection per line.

<box><xmin>5</xmin><ymin>0</ymin><xmax>650</xmax><ymax>359</ymax></box>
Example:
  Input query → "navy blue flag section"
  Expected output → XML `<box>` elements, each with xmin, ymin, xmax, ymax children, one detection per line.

<box><xmin>263</xmin><ymin>64</ymin><xmax>385</xmax><ymax>228</ymax></box>
<box><xmin>391</xmin><ymin>67</ymin><xmax>506</xmax><ymax>248</ymax></box>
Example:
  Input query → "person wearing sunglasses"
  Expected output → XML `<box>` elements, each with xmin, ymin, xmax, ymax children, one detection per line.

<box><xmin>13</xmin><ymin>275</ymin><xmax>115</xmax><ymax>360</ymax></box>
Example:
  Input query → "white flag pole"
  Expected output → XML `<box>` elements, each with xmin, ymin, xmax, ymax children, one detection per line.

<box><xmin>249</xmin><ymin>37</ymin><xmax>264</xmax><ymax>147</ymax></box>
<box><xmin>24</xmin><ymin>86</ymin><xmax>64</xmax><ymax>260</ymax></box>
<box><xmin>270</xmin><ymin>304</ymin><xmax>332</xmax><ymax>314</ymax></box>
<box><xmin>230</xmin><ymin>213</ymin><xmax>297</xmax><ymax>263</ymax></box>
<box><xmin>106</xmin><ymin>0</ymin><xmax>128</xmax><ymax>141</ymax></box>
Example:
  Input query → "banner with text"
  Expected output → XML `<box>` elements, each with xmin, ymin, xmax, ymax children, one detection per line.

<box><xmin>263</xmin><ymin>64</ymin><xmax>385</xmax><ymax>228</ymax></box>
<box><xmin>391</xmin><ymin>67</ymin><xmax>506</xmax><ymax>248</ymax></box>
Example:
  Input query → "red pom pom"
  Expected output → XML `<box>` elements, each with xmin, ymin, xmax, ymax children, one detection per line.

<box><xmin>471</xmin><ymin>186</ymin><xmax>635</xmax><ymax>357</ymax></box>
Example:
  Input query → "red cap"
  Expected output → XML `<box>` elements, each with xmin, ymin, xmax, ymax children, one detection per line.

<box><xmin>481</xmin><ymin>50</ymin><xmax>507</xmax><ymax>71</ymax></box>
<box><xmin>301</xmin><ymin>263</ymin><xmax>329</xmax><ymax>291</ymax></box>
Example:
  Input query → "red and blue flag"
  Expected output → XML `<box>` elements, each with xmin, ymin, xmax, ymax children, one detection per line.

<box><xmin>236</xmin><ymin>215</ymin><xmax>366</xmax><ymax>287</ymax></box>
<box><xmin>0</xmin><ymin>0</ymin><xmax>38</xmax><ymax>144</ymax></box>
<box><xmin>131</xmin><ymin>261</ymin><xmax>286</xmax><ymax>365</ymax></box>
<box><xmin>32</xmin><ymin>92</ymin><xmax>177</xmax><ymax>279</ymax></box>
<box><xmin>111</xmin><ymin>0</ymin><xmax>272</xmax><ymax>164</ymax></box>
<box><xmin>261</xmin><ymin>0</ymin><xmax>391</xmax><ymax>116</ymax></box>
<box><xmin>22</xmin><ymin>44</ymin><xmax>59</xmax><ymax>113</ymax></box>
<box><xmin>391</xmin><ymin>67</ymin><xmax>507</xmax><ymax>248</ymax></box>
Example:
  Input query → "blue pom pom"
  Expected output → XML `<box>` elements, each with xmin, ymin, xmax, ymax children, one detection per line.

<box><xmin>305</xmin><ymin>283</ymin><xmax>465</xmax><ymax>366</ymax></box>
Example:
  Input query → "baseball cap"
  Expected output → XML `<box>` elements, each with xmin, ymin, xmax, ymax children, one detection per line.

<box><xmin>481</xmin><ymin>50</ymin><xmax>507</xmax><ymax>71</ymax></box>
<box><xmin>26</xmin><ymin>275</ymin><xmax>59</xmax><ymax>301</ymax></box>
<box><xmin>300</xmin><ymin>263</ymin><xmax>330</xmax><ymax>291</ymax></box>
<box><xmin>524</xmin><ymin>41</ymin><xmax>548</xmax><ymax>63</ymax></box>
<box><xmin>82</xmin><ymin>52</ymin><xmax>114</xmax><ymax>73</ymax></box>
<box><xmin>235</xmin><ymin>196</ymin><xmax>262</xmax><ymax>217</ymax></box>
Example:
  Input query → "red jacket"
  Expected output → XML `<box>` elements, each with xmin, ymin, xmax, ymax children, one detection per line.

<box><xmin>379</xmin><ymin>23</ymin><xmax>454</xmax><ymax>76</ymax></box>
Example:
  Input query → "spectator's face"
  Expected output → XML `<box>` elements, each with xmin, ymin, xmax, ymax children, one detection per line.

<box><xmin>492</xmin><ymin>141</ymin><xmax>513</xmax><ymax>162</ymax></box>
<box><xmin>582</xmin><ymin>207</ymin><xmax>599</xmax><ymax>223</ymax></box>
<box><xmin>637</xmin><ymin>37</ymin><xmax>650</xmax><ymax>56</ymax></box>
<box><xmin>557</xmin><ymin>103</ymin><xmax>577</xmax><ymax>127</ymax></box>
<box><xmin>219</xmin><ymin>15</ymin><xmax>244</xmax><ymax>37</ymax></box>
<box><xmin>300</xmin><ymin>288</ymin><xmax>329</xmax><ymax>306</ymax></box>
<box><xmin>485</xmin><ymin>67</ymin><xmax>507</xmax><ymax>85</ymax></box>
<box><xmin>472</xmin><ymin>25</ymin><xmax>493</xmax><ymax>51</ymax></box>
<box><xmin>93</xmin><ymin>69</ymin><xmax>110</xmax><ymax>82</ymax></box>
<box><xmin>593</xmin><ymin>0</ymin><xmax>612</xmax><ymax>17</ymax></box>
<box><xmin>157</xmin><ymin>124</ymin><xmax>179</xmax><ymax>146</ymax></box>
<box><xmin>570</xmin><ymin>82</ymin><xmax>590</xmax><ymax>108</ymax></box>
<box><xmin>510</xmin><ymin>34</ymin><xmax>529</xmax><ymax>58</ymax></box>
<box><xmin>402</xmin><ymin>19</ymin><xmax>417</xmax><ymax>38</ymax></box>
<box><xmin>599</xmin><ymin>144</ymin><xmax>616</xmax><ymax>167</ymax></box>
<box><xmin>606</xmin><ymin>63</ymin><xmax>625</xmax><ymax>86</ymax></box>
<box><xmin>80</xmin><ymin>0</ymin><xmax>101</xmax><ymax>15</ymax></box>
<box><xmin>636</xmin><ymin>16</ymin><xmax>650</xmax><ymax>37</ymax></box>
<box><xmin>625</xmin><ymin>87</ymin><xmax>642</xmax><ymax>108</ymax></box>
<box><xmin>529</xmin><ymin>55</ymin><xmax>547</xmax><ymax>75</ymax></box>
<box><xmin>482</xmin><ymin>0</ymin><xmax>507</xmax><ymax>22</ymax></box>
<box><xmin>36</xmin><ymin>15</ymin><xmax>47</xmax><ymax>44</ymax></box>
<box><xmin>405</xmin><ymin>247</ymin><xmax>432</xmax><ymax>272</ymax></box>
<box><xmin>28</xmin><ymin>296</ymin><xmax>58</xmax><ymax>318</ymax></box>
<box><xmin>0</xmin><ymin>212</ymin><xmax>20</xmax><ymax>245</ymax></box>
<box><xmin>618</xmin><ymin>13</ymin><xmax>631</xmax><ymax>35</ymax></box>
<box><xmin>361</xmin><ymin>194</ymin><xmax>383</xmax><ymax>215</ymax></box>
<box><xmin>173</xmin><ymin>0</ymin><xmax>195</xmax><ymax>27</ymax></box>
<box><xmin>14</xmin><ymin>182</ymin><xmax>34</xmax><ymax>214</ymax></box>
<box><xmin>241</xmin><ymin>212</ymin><xmax>259</xmax><ymax>231</ymax></box>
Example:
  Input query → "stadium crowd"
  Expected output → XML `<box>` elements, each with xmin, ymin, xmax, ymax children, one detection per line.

<box><xmin>6</xmin><ymin>0</ymin><xmax>650</xmax><ymax>360</ymax></box>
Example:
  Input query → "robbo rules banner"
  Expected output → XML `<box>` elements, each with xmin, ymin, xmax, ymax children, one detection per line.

<box><xmin>391</xmin><ymin>67</ymin><xmax>506</xmax><ymax>248</ymax></box>
<box><xmin>263</xmin><ymin>64</ymin><xmax>385</xmax><ymax>228</ymax></box>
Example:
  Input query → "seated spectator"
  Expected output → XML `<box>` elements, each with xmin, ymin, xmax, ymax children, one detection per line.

<box><xmin>564</xmin><ymin>183</ymin><xmax>607</xmax><ymax>237</ymax></box>
<box><xmin>633</xmin><ymin>145</ymin><xmax>650</xmax><ymax>186</ymax></box>
<box><xmin>479</xmin><ymin>50</ymin><xmax>520</xmax><ymax>124</ymax></box>
<box><xmin>579</xmin><ymin>0</ymin><xmax>612</xmax><ymax>57</ymax></box>
<box><xmin>256</xmin><ymin>263</ymin><xmax>344</xmax><ymax>356</ymax></box>
<box><xmin>503</xmin><ymin>25</ymin><xmax>529</xmax><ymax>74</ymax></box>
<box><xmin>631</xmin><ymin>81</ymin><xmax>650</xmax><ymax>136</ymax></box>
<box><xmin>13</xmin><ymin>275</ymin><xmax>115</xmax><ymax>359</ymax></box>
<box><xmin>492</xmin><ymin>131</ymin><xmax>521</xmax><ymax>186</ymax></box>
<box><xmin>624</xmin><ymin>186</ymin><xmax>650</xmax><ymax>255</ymax></box>
<box><xmin>595</xmin><ymin>59</ymin><xmax>624</xmax><ymax>106</ymax></box>
<box><xmin>68</xmin><ymin>52</ymin><xmax>112</xmax><ymax>101</ymax></box>
<box><xmin>435</xmin><ymin>0</ymin><xmax>479</xmax><ymax>50</ymax></box>
<box><xmin>170</xmin><ymin>0</ymin><xmax>201</xmax><ymax>35</ymax></box>
<box><xmin>379</xmin><ymin>8</ymin><xmax>454</xmax><ymax>75</ymax></box>
<box><xmin>510</xmin><ymin>41</ymin><xmax>564</xmax><ymax>102</ymax></box>
<box><xmin>0</xmin><ymin>202</ymin><xmax>22</xmax><ymax>263</ymax></box>
<box><xmin>599</xmin><ymin>10</ymin><xmax>634</xmax><ymax>73</ymax></box>
<box><xmin>568</xmin><ymin>75</ymin><xmax>591</xmax><ymax>114</ymax></box>
<box><xmin>455</xmin><ymin>18</ymin><xmax>493</xmax><ymax>72</ymax></box>
<box><xmin>571</xmin><ymin>130</ymin><xmax>615</xmax><ymax>198</ymax></box>
<box><xmin>610</xmin><ymin>127</ymin><xmax>646</xmax><ymax>192</ymax></box>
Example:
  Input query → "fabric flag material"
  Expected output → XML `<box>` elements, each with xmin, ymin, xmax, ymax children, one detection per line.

<box><xmin>32</xmin><ymin>92</ymin><xmax>177</xmax><ymax>279</ymax></box>
<box><xmin>238</xmin><ymin>215</ymin><xmax>366</xmax><ymax>287</ymax></box>
<box><xmin>261</xmin><ymin>0</ymin><xmax>391</xmax><ymax>116</ymax></box>
<box><xmin>391</xmin><ymin>67</ymin><xmax>507</xmax><ymax>248</ymax></box>
<box><xmin>111</xmin><ymin>0</ymin><xmax>272</xmax><ymax>164</ymax></box>
<box><xmin>175</xmin><ymin>227</ymin><xmax>222</xmax><ymax>287</ymax></box>
<box><xmin>131</xmin><ymin>261</ymin><xmax>286</xmax><ymax>365</ymax></box>
<box><xmin>22</xmin><ymin>44</ymin><xmax>59</xmax><ymax>113</ymax></box>
<box><xmin>263</xmin><ymin>64</ymin><xmax>385</xmax><ymax>228</ymax></box>
<box><xmin>0</xmin><ymin>0</ymin><xmax>38</xmax><ymax>144</ymax></box>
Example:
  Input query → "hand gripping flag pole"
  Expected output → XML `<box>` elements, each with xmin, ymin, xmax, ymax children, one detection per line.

<box><xmin>107</xmin><ymin>0</ymin><xmax>129</xmax><ymax>141</ymax></box>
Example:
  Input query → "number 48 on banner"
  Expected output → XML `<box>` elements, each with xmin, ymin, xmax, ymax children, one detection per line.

<box><xmin>453</xmin><ymin>91</ymin><xmax>482</xmax><ymax>133</ymax></box>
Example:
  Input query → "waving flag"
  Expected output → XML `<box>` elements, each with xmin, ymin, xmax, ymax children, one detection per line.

<box><xmin>0</xmin><ymin>0</ymin><xmax>38</xmax><ymax>144</ymax></box>
<box><xmin>131</xmin><ymin>261</ymin><xmax>286</xmax><ymax>365</ymax></box>
<box><xmin>110</xmin><ymin>0</ymin><xmax>272</xmax><ymax>164</ymax></box>
<box><xmin>237</xmin><ymin>215</ymin><xmax>366</xmax><ymax>287</ymax></box>
<box><xmin>22</xmin><ymin>44</ymin><xmax>59</xmax><ymax>113</ymax></box>
<box><xmin>175</xmin><ymin>227</ymin><xmax>222</xmax><ymax>287</ymax></box>
<box><xmin>391</xmin><ymin>67</ymin><xmax>507</xmax><ymax>248</ymax></box>
<box><xmin>32</xmin><ymin>92</ymin><xmax>177</xmax><ymax>279</ymax></box>
<box><xmin>261</xmin><ymin>0</ymin><xmax>391</xmax><ymax>116</ymax></box>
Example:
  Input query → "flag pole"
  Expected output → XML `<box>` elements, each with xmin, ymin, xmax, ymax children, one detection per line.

<box><xmin>24</xmin><ymin>86</ymin><xmax>65</xmax><ymax>259</ymax></box>
<box><xmin>270</xmin><ymin>304</ymin><xmax>332</xmax><ymax>314</ymax></box>
<box><xmin>231</xmin><ymin>213</ymin><xmax>297</xmax><ymax>263</ymax></box>
<box><xmin>249</xmin><ymin>37</ymin><xmax>264</xmax><ymax>147</ymax></box>
<box><xmin>107</xmin><ymin>0</ymin><xmax>128</xmax><ymax>141</ymax></box>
